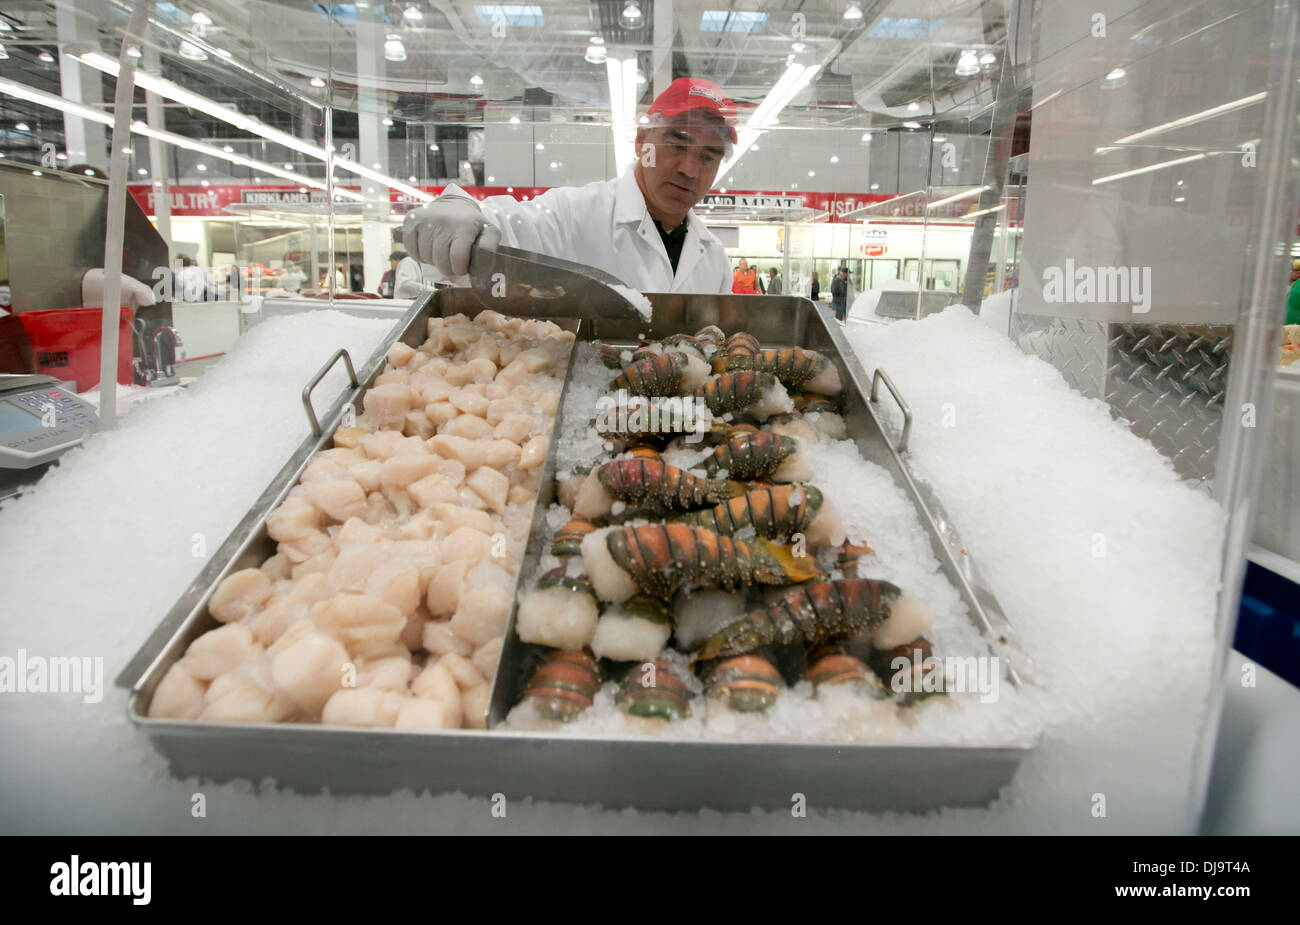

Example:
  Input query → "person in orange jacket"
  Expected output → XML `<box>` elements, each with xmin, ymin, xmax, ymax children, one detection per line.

<box><xmin>732</xmin><ymin>258</ymin><xmax>758</xmax><ymax>294</ymax></box>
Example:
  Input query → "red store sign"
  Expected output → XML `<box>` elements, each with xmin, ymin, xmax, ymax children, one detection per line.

<box><xmin>131</xmin><ymin>184</ymin><xmax>892</xmax><ymax>223</ymax></box>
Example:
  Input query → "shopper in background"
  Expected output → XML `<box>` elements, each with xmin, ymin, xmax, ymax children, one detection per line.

<box><xmin>319</xmin><ymin>264</ymin><xmax>347</xmax><ymax>290</ymax></box>
<box><xmin>809</xmin><ymin>270</ymin><xmax>820</xmax><ymax>302</ymax></box>
<box><xmin>175</xmin><ymin>255</ymin><xmax>210</xmax><ymax>302</ymax></box>
<box><xmin>754</xmin><ymin>262</ymin><xmax>766</xmax><ymax>293</ymax></box>
<box><xmin>732</xmin><ymin>257</ymin><xmax>757</xmax><ymax>294</ymax></box>
<box><xmin>831</xmin><ymin>265</ymin><xmax>850</xmax><ymax>323</ymax></box>
<box><xmin>378</xmin><ymin>250</ymin><xmax>404</xmax><ymax>298</ymax></box>
<box><xmin>402</xmin><ymin>77</ymin><xmax>738</xmax><ymax>294</ymax></box>
<box><xmin>279</xmin><ymin>261</ymin><xmax>307</xmax><ymax>293</ymax></box>
<box><xmin>766</xmin><ymin>267</ymin><xmax>782</xmax><ymax>296</ymax></box>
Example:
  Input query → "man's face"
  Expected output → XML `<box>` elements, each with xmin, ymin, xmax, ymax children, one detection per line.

<box><xmin>635</xmin><ymin>115</ymin><xmax>728</xmax><ymax>219</ymax></box>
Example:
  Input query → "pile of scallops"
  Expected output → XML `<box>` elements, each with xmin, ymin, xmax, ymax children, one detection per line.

<box><xmin>148</xmin><ymin>309</ymin><xmax>573</xmax><ymax>730</ymax></box>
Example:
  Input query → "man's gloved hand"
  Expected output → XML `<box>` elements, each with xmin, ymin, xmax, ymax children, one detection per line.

<box><xmin>402</xmin><ymin>196</ymin><xmax>502</xmax><ymax>277</ymax></box>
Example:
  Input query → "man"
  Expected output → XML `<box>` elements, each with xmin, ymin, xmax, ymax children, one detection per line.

<box><xmin>378</xmin><ymin>250</ymin><xmax>404</xmax><ymax>298</ymax></box>
<box><xmin>766</xmin><ymin>267</ymin><xmax>783</xmax><ymax>296</ymax></box>
<box><xmin>403</xmin><ymin>77</ymin><xmax>737</xmax><ymax>294</ymax></box>
<box><xmin>830</xmin><ymin>265</ymin><xmax>850</xmax><ymax>323</ymax></box>
<box><xmin>732</xmin><ymin>257</ymin><xmax>756</xmax><ymax>294</ymax></box>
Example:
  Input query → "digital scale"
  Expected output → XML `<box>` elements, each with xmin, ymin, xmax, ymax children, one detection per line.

<box><xmin>0</xmin><ymin>373</ymin><xmax>98</xmax><ymax>501</ymax></box>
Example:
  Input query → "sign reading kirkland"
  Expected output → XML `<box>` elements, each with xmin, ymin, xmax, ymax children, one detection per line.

<box><xmin>240</xmin><ymin>189</ymin><xmax>332</xmax><ymax>206</ymax></box>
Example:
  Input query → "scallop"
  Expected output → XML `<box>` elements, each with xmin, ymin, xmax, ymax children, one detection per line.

<box><xmin>181</xmin><ymin>624</ymin><xmax>261</xmax><ymax>681</ymax></box>
<box><xmin>310</xmin><ymin>593</ymin><xmax>406</xmax><ymax>653</ymax></box>
<box><xmin>148</xmin><ymin>662</ymin><xmax>206</xmax><ymax>720</ymax></box>
<box><xmin>270</xmin><ymin>631</ymin><xmax>349</xmax><ymax>713</ymax></box>
<box><xmin>320</xmin><ymin>688</ymin><xmax>405</xmax><ymax>727</ymax></box>
<box><xmin>209</xmin><ymin>568</ymin><xmax>273</xmax><ymax>623</ymax></box>
<box><xmin>362</xmin><ymin>382</ymin><xmax>414</xmax><ymax>429</ymax></box>
<box><xmin>266</xmin><ymin>496</ymin><xmax>319</xmax><ymax>542</ymax></box>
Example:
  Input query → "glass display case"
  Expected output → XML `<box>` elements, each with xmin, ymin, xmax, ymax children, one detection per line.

<box><xmin>0</xmin><ymin>0</ymin><xmax>1295</xmax><ymax>836</ymax></box>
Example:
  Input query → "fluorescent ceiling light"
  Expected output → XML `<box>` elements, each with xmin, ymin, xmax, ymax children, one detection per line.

<box><xmin>621</xmin><ymin>2</ymin><xmax>644</xmax><ymax>30</ymax></box>
<box><xmin>71</xmin><ymin>53</ymin><xmax>428</xmax><ymax>201</ymax></box>
<box><xmin>1029</xmin><ymin>89</ymin><xmax>1061</xmax><ymax>111</ymax></box>
<box><xmin>955</xmin><ymin>50</ymin><xmax>980</xmax><ymax>76</ymax></box>
<box><xmin>607</xmin><ymin>55</ymin><xmax>637</xmax><ymax>173</ymax></box>
<box><xmin>384</xmin><ymin>35</ymin><xmax>406</xmax><ymax>62</ymax></box>
<box><xmin>1091</xmin><ymin>152</ymin><xmax>1205</xmax><ymax>186</ymax></box>
<box><xmin>928</xmin><ymin>186</ymin><xmax>988</xmax><ymax>209</ymax></box>
<box><xmin>720</xmin><ymin>61</ymin><xmax>821</xmax><ymax>175</ymax></box>
<box><xmin>844</xmin><ymin>3</ymin><xmax>863</xmax><ymax>21</ymax></box>
<box><xmin>333</xmin><ymin>156</ymin><xmax>431</xmax><ymax>201</ymax></box>
<box><xmin>131</xmin><ymin>120</ymin><xmax>363</xmax><ymax>198</ymax></box>
<box><xmin>178</xmin><ymin>41</ymin><xmax>207</xmax><ymax>61</ymax></box>
<box><xmin>1112</xmin><ymin>92</ymin><xmax>1266</xmax><ymax>145</ymax></box>
<box><xmin>403</xmin><ymin>5</ymin><xmax>422</xmax><ymax>20</ymax></box>
<box><xmin>191</xmin><ymin>11</ymin><xmax>213</xmax><ymax>26</ymax></box>
<box><xmin>964</xmin><ymin>203</ymin><xmax>1004</xmax><ymax>219</ymax></box>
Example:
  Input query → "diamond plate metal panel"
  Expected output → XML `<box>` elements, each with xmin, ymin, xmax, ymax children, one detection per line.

<box><xmin>1011</xmin><ymin>313</ymin><xmax>1108</xmax><ymax>399</ymax></box>
<box><xmin>1106</xmin><ymin>323</ymin><xmax>1231</xmax><ymax>485</ymax></box>
<box><xmin>1011</xmin><ymin>311</ymin><xmax>1231</xmax><ymax>486</ymax></box>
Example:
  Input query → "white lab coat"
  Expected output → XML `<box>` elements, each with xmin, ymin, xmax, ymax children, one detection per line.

<box><xmin>441</xmin><ymin>170</ymin><xmax>731</xmax><ymax>294</ymax></box>
<box><xmin>394</xmin><ymin>256</ymin><xmax>441</xmax><ymax>299</ymax></box>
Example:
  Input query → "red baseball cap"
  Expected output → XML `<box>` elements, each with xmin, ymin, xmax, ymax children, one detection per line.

<box><xmin>647</xmin><ymin>77</ymin><xmax>738</xmax><ymax>144</ymax></box>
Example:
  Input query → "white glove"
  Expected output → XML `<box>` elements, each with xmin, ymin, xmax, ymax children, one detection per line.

<box><xmin>402</xmin><ymin>195</ymin><xmax>502</xmax><ymax>277</ymax></box>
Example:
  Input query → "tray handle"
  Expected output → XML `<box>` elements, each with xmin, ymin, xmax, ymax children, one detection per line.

<box><xmin>302</xmin><ymin>348</ymin><xmax>358</xmax><ymax>437</ymax></box>
<box><xmin>869</xmin><ymin>368</ymin><xmax>913</xmax><ymax>454</ymax></box>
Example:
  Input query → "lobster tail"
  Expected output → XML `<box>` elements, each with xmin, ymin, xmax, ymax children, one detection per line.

<box><xmin>522</xmin><ymin>651</ymin><xmax>602</xmax><ymax>722</ymax></box>
<box><xmin>704</xmin><ymin>654</ymin><xmax>784</xmax><ymax>712</ymax></box>
<box><xmin>612</xmin><ymin>351</ymin><xmax>686</xmax><ymax>396</ymax></box>
<box><xmin>595</xmin><ymin>458</ymin><xmax>731</xmax><ymax>514</ymax></box>
<box><xmin>694</xmin><ymin>578</ymin><xmax>901</xmax><ymax>661</ymax></box>
<box><xmin>552</xmin><ymin>515</ymin><xmax>597</xmax><ymax>557</ymax></box>
<box><xmin>617</xmin><ymin>659</ymin><xmax>694</xmax><ymax>720</ymax></box>
<box><xmin>692</xmin><ymin>371</ymin><xmax>775</xmax><ymax>417</ymax></box>
<box><xmin>701</xmin><ymin>432</ymin><xmax>801</xmax><ymax>480</ymax></box>
<box><xmin>595</xmin><ymin>523</ymin><xmax>823</xmax><ymax>601</ymax></box>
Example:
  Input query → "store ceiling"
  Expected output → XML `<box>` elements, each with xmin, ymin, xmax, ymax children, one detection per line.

<box><xmin>0</xmin><ymin>0</ymin><xmax>1014</xmax><ymax>159</ymax></box>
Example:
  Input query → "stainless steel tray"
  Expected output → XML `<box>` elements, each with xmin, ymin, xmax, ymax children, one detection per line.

<box><xmin>121</xmin><ymin>290</ymin><xmax>1036</xmax><ymax>813</ymax></box>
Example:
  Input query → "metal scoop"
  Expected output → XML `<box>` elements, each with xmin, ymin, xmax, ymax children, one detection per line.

<box><xmin>468</xmin><ymin>244</ymin><xmax>648</xmax><ymax>321</ymax></box>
